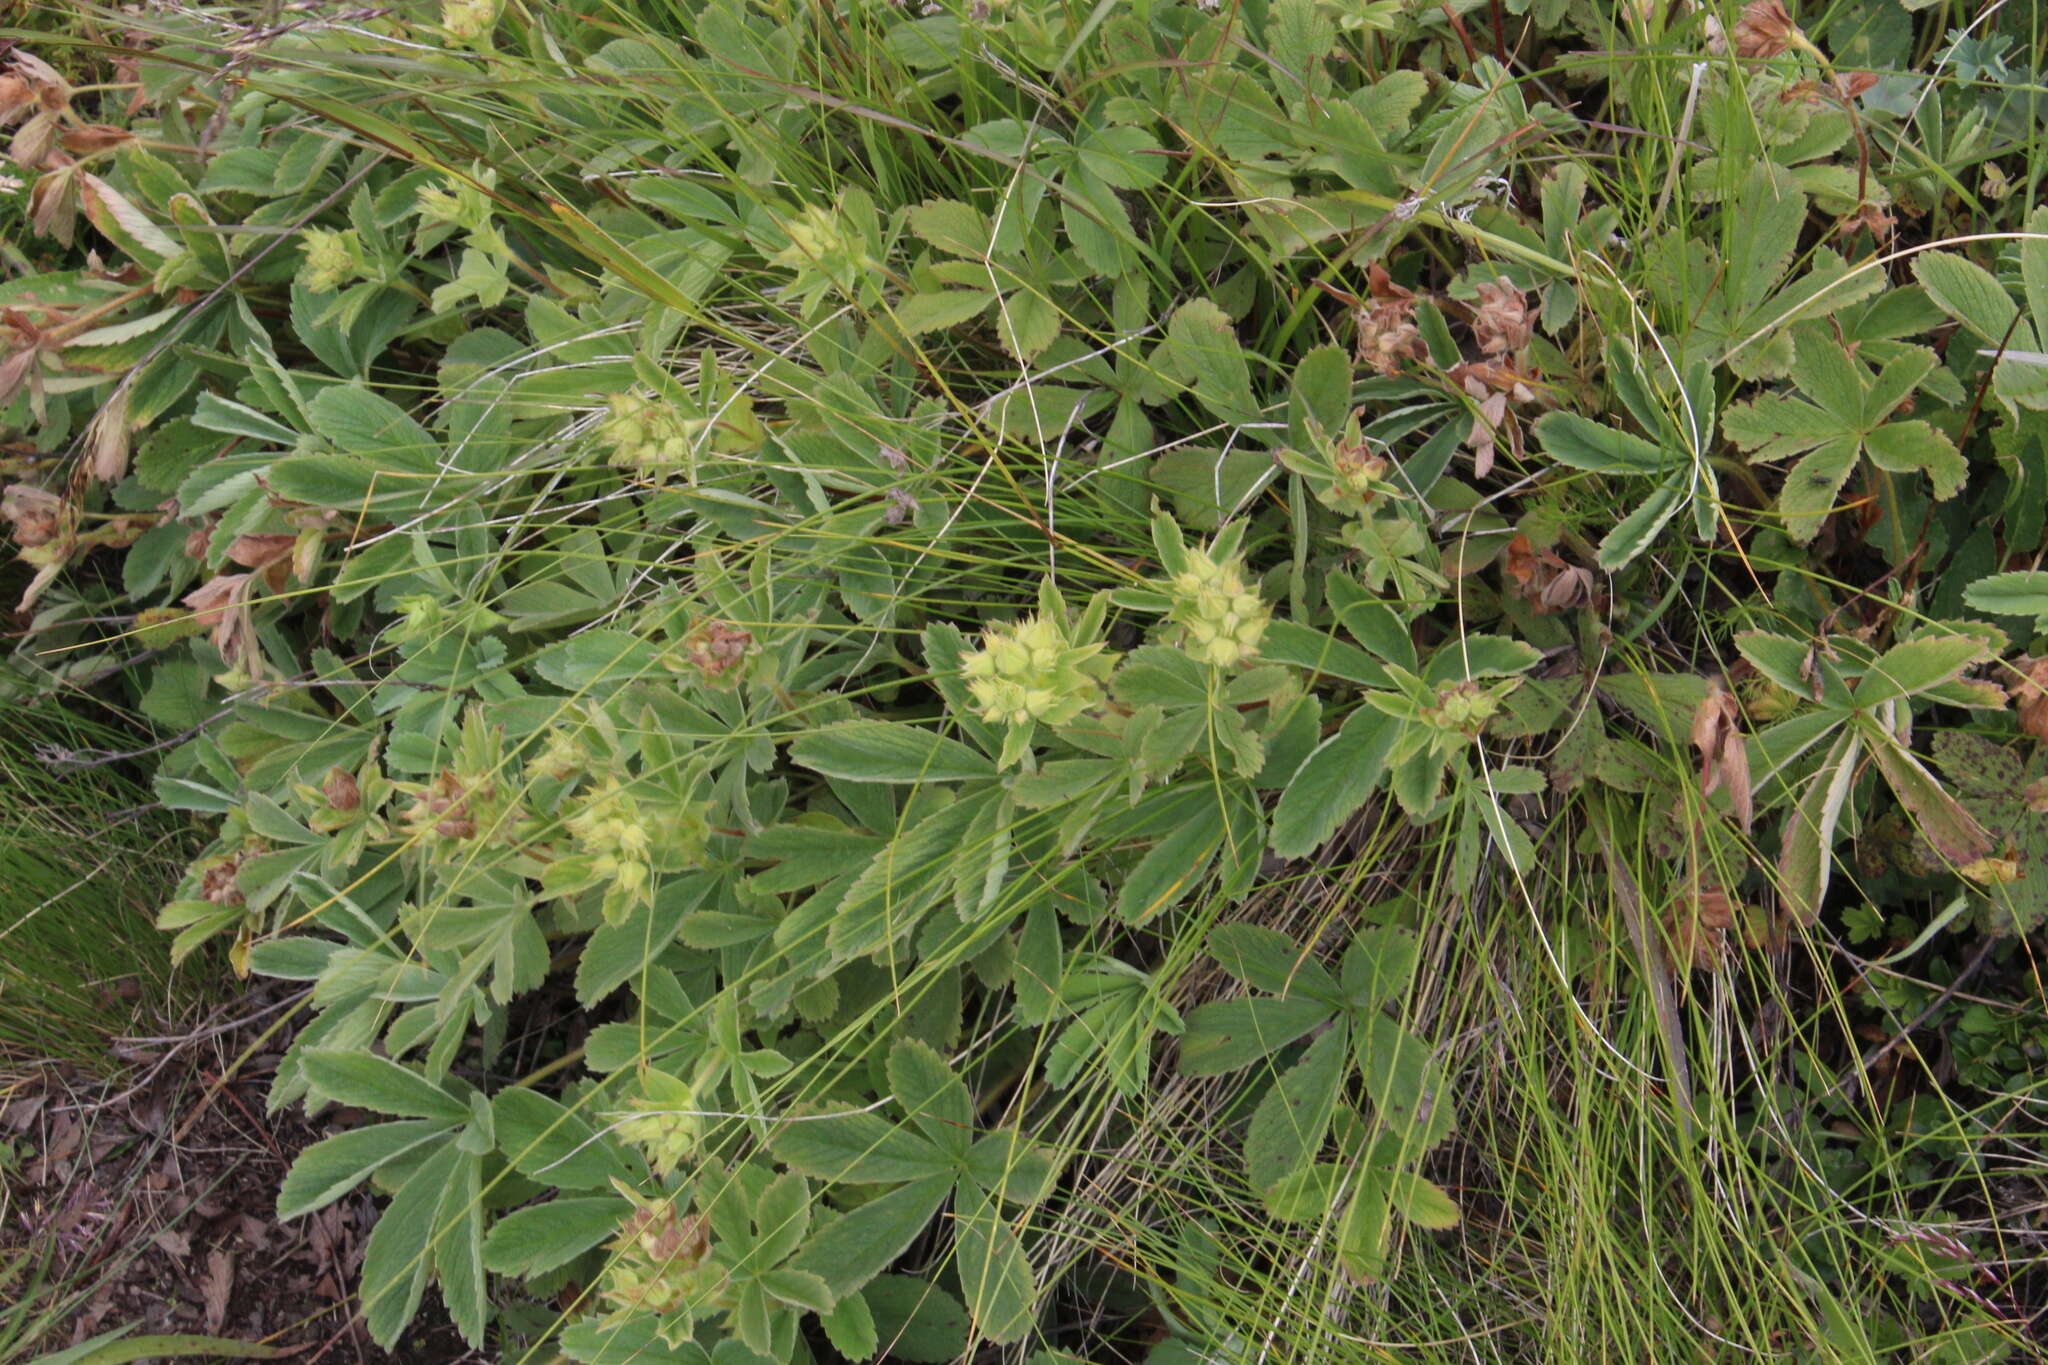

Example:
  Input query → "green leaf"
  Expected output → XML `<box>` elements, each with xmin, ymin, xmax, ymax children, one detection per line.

<box><xmin>1865</xmin><ymin>728</ymin><xmax>1991</xmax><ymax>867</ymax></box>
<box><xmin>1206</xmin><ymin>923</ymin><xmax>1336</xmax><ymax>999</ymax></box>
<box><xmin>1595</xmin><ymin>477</ymin><xmax>1686</xmax><ymax>569</ymax></box>
<box><xmin>995</xmin><ymin>289</ymin><xmax>1060</xmax><ymax>362</ymax></box>
<box><xmin>762</xmin><ymin>1268</ymin><xmax>838</xmax><ymax>1314</ymax></box>
<box><xmin>1116</xmin><ymin>794</ymin><xmax>1226</xmax><ymax>923</ymax></box>
<box><xmin>1385</xmin><ymin>1170</ymin><xmax>1459</xmax><ymax>1229</ymax></box>
<box><xmin>896</xmin><ymin>290</ymin><xmax>996</xmax><ymax>334</ymax></box>
<box><xmin>829</xmin><ymin>793</ymin><xmax>992</xmax><ymax>960</ymax></box>
<box><xmin>1287</xmin><ymin>344</ymin><xmax>1354</xmax><ymax>448</ymax></box>
<box><xmin>1776</xmin><ymin>729</ymin><xmax>1862</xmax><ymax>923</ymax></box>
<box><xmin>277</xmin><ymin>1120</ymin><xmax>451</xmax><ymax>1219</ymax></box>
<box><xmin>481</xmin><ymin>1195</ymin><xmax>629</xmax><ymax>1276</ymax></box>
<box><xmin>963</xmin><ymin>1134</ymin><xmax>1060</xmax><ymax>1207</ymax></box>
<box><xmin>1735</xmin><ymin>631</ymin><xmax>1815</xmax><ymax>696</ymax></box>
<box><xmin>1268</xmin><ymin>705</ymin><xmax>1399</xmax><ymax>858</ymax></box>
<box><xmin>532</xmin><ymin>630</ymin><xmax>660</xmax><ymax>693</ymax></box>
<box><xmin>1245</xmin><ymin>1023</ymin><xmax>1349</xmax><ymax>1190</ymax></box>
<box><xmin>863</xmin><ymin>1276</ymin><xmax>971</xmax><ymax>1363</ymax></box>
<box><xmin>307</xmin><ymin>382</ymin><xmax>436</xmax><ymax>462</ymax></box>
<box><xmin>907</xmin><ymin>198</ymin><xmax>993</xmax><ymax>257</ymax></box>
<box><xmin>192</xmin><ymin>391</ymin><xmax>299</xmax><ymax>445</ymax></box>
<box><xmin>1912</xmin><ymin>250</ymin><xmax>2021</xmax><ymax>346</ymax></box>
<box><xmin>433</xmin><ymin>1151</ymin><xmax>487</xmax><ymax>1347</ymax></box>
<box><xmin>793</xmin><ymin>721</ymin><xmax>996</xmax><ymax>784</ymax></box>
<box><xmin>820</xmin><ymin>1289</ymin><xmax>880</xmax><ymax>1361</ymax></box>
<box><xmin>887</xmin><ymin>1039</ymin><xmax>974</xmax><ymax>1158</ymax></box>
<box><xmin>1430</xmin><ymin>634</ymin><xmax>1542</xmax><ymax>681</ymax></box>
<box><xmin>1076</xmin><ymin>125</ymin><xmax>1164</xmax><ymax>189</ymax></box>
<box><xmin>1966</xmin><ymin>570</ymin><xmax>2048</xmax><ymax>622</ymax></box>
<box><xmin>493</xmin><ymin>1089</ymin><xmax>640</xmax><ymax>1189</ymax></box>
<box><xmin>1179</xmin><ymin>996</ymin><xmax>1334</xmax><ymax>1076</ymax></box>
<box><xmin>788</xmin><ymin>1175</ymin><xmax>953</xmax><ymax>1297</ymax></box>
<box><xmin>28</xmin><ymin>1332</ymin><xmax>280</xmax><ymax>1365</ymax></box>
<box><xmin>953</xmin><ymin>1181</ymin><xmax>1036</xmax><ymax>1344</ymax></box>
<box><xmin>1258</xmin><ymin>619</ymin><xmax>1391</xmax><ymax>688</ymax></box>
<box><xmin>1863</xmin><ymin>422</ymin><xmax>1965</xmax><ymax>500</ymax></box>
<box><xmin>1166</xmin><ymin>297</ymin><xmax>1258</xmax><ymax>427</ymax></box>
<box><xmin>1853</xmin><ymin>634</ymin><xmax>1990</xmax><ymax>708</ymax></box>
<box><xmin>1532</xmin><ymin>411</ymin><xmax>1673</xmax><ymax>474</ymax></box>
<box><xmin>1354</xmin><ymin>1014</ymin><xmax>1447</xmax><ymax>1147</ymax></box>
<box><xmin>1340</xmin><ymin>927</ymin><xmax>1418</xmax><ymax>1010</ymax></box>
<box><xmin>360</xmin><ymin>1141</ymin><xmax>459</xmax><ymax>1349</ymax></box>
<box><xmin>751</xmin><ymin>1171</ymin><xmax>815</xmax><ymax>1269</ymax></box>
<box><xmin>301</xmin><ymin>1051</ymin><xmax>469</xmax><ymax>1123</ymax></box>
<box><xmin>774</xmin><ymin>1110</ymin><xmax>953</xmax><ymax>1184</ymax></box>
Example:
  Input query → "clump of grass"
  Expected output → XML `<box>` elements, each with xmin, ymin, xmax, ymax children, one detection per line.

<box><xmin>0</xmin><ymin>699</ymin><xmax>197</xmax><ymax>1067</ymax></box>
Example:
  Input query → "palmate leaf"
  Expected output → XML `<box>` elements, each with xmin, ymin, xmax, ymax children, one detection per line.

<box><xmin>1725</xmin><ymin>327</ymin><xmax>1964</xmax><ymax>543</ymax></box>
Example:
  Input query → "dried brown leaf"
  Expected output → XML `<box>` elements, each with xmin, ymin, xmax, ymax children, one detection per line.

<box><xmin>201</xmin><ymin>1248</ymin><xmax>235</xmax><ymax>1333</ymax></box>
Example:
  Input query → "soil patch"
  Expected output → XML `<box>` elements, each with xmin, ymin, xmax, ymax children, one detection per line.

<box><xmin>1</xmin><ymin>988</ymin><xmax>473</xmax><ymax>1362</ymax></box>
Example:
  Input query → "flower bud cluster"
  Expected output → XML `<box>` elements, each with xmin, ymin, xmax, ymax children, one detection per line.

<box><xmin>1422</xmin><ymin>681</ymin><xmax>1500</xmax><ymax>739</ymax></box>
<box><xmin>961</xmin><ymin>614</ymin><xmax>1104</xmax><ymax>728</ymax></box>
<box><xmin>599</xmin><ymin>1194</ymin><xmax>719</xmax><ymax>1337</ymax></box>
<box><xmin>297</xmin><ymin>228</ymin><xmax>363</xmax><ymax>294</ymax></box>
<box><xmin>1166</xmin><ymin>548</ymin><xmax>1269</xmax><ymax>668</ymax></box>
<box><xmin>564</xmin><ymin>778</ymin><xmax>657</xmax><ymax>902</ymax></box>
<box><xmin>600</xmin><ymin>391</ymin><xmax>696</xmax><ymax>477</ymax></box>
<box><xmin>441</xmin><ymin>0</ymin><xmax>499</xmax><ymax>40</ymax></box>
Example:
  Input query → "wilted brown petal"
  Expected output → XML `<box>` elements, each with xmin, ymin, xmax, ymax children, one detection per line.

<box><xmin>1</xmin><ymin>482</ymin><xmax>63</xmax><ymax>548</ymax></box>
<box><xmin>1734</xmin><ymin>0</ymin><xmax>1798</xmax><ymax>60</ymax></box>
<box><xmin>1471</xmin><ymin>277</ymin><xmax>1535</xmax><ymax>357</ymax></box>
<box><xmin>183</xmin><ymin>572</ymin><xmax>251</xmax><ymax>628</ymax></box>
<box><xmin>1691</xmin><ymin>680</ymin><xmax>1754</xmax><ymax>832</ymax></box>
<box><xmin>0</xmin><ymin>75</ymin><xmax>31</xmax><ymax>126</ymax></box>
<box><xmin>1353</xmin><ymin>264</ymin><xmax>1425</xmax><ymax>377</ymax></box>
<box><xmin>2013</xmin><ymin>656</ymin><xmax>2048</xmax><ymax>741</ymax></box>
<box><xmin>58</xmin><ymin>124</ymin><xmax>134</xmax><ymax>155</ymax></box>
<box><xmin>224</xmin><ymin>533</ymin><xmax>296</xmax><ymax>569</ymax></box>
<box><xmin>86</xmin><ymin>388</ymin><xmax>130</xmax><ymax>483</ymax></box>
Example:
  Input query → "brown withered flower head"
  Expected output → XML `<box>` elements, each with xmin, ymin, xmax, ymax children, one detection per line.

<box><xmin>1353</xmin><ymin>265</ymin><xmax>1425</xmax><ymax>377</ymax></box>
<box><xmin>1733</xmin><ymin>0</ymin><xmax>1800</xmax><ymax>60</ymax></box>
<box><xmin>1</xmin><ymin>483</ymin><xmax>65</xmax><ymax>548</ymax></box>
<box><xmin>323</xmin><ymin>766</ymin><xmax>362</xmax><ymax>813</ymax></box>
<box><xmin>1471</xmin><ymin>277</ymin><xmax>1535</xmax><ymax>358</ymax></box>
<box><xmin>679</xmin><ymin>618</ymin><xmax>755</xmax><ymax>686</ymax></box>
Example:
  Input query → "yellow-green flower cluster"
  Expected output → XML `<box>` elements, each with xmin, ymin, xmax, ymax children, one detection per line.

<box><xmin>613</xmin><ymin>1068</ymin><xmax>700</xmax><ymax>1178</ymax></box>
<box><xmin>961</xmin><ymin>614</ymin><xmax>1105</xmax><ymax>728</ymax></box>
<box><xmin>298</xmin><ymin>228</ymin><xmax>363</xmax><ymax>294</ymax></box>
<box><xmin>1167</xmin><ymin>547</ymin><xmax>1269</xmax><ymax>668</ymax></box>
<box><xmin>564</xmin><ymin>778</ymin><xmax>657</xmax><ymax>903</ymax></box>
<box><xmin>441</xmin><ymin>0</ymin><xmax>499</xmax><ymax>40</ymax></box>
<box><xmin>599</xmin><ymin>391</ymin><xmax>696</xmax><ymax>477</ymax></box>
<box><xmin>1420</xmin><ymin>681</ymin><xmax>1506</xmax><ymax>745</ymax></box>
